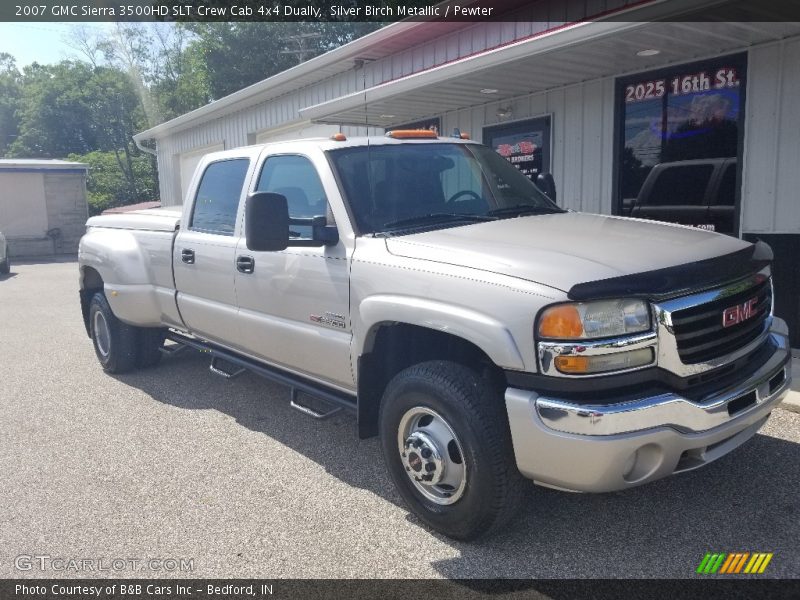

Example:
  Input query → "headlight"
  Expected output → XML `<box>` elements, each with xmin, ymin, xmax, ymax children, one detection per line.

<box><xmin>538</xmin><ymin>299</ymin><xmax>650</xmax><ymax>340</ymax></box>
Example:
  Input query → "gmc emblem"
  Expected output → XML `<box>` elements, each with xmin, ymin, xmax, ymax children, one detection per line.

<box><xmin>722</xmin><ymin>297</ymin><xmax>759</xmax><ymax>328</ymax></box>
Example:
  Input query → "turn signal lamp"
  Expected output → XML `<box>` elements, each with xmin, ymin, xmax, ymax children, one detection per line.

<box><xmin>554</xmin><ymin>348</ymin><xmax>654</xmax><ymax>375</ymax></box>
<box><xmin>538</xmin><ymin>305</ymin><xmax>583</xmax><ymax>339</ymax></box>
<box><xmin>553</xmin><ymin>356</ymin><xmax>589</xmax><ymax>374</ymax></box>
<box><xmin>385</xmin><ymin>130</ymin><xmax>438</xmax><ymax>139</ymax></box>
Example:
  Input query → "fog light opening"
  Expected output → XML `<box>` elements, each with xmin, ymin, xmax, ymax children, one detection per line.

<box><xmin>622</xmin><ymin>443</ymin><xmax>663</xmax><ymax>483</ymax></box>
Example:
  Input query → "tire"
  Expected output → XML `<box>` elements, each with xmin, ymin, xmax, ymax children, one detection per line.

<box><xmin>136</xmin><ymin>327</ymin><xmax>166</xmax><ymax>368</ymax></box>
<box><xmin>0</xmin><ymin>256</ymin><xmax>9</xmax><ymax>275</ymax></box>
<box><xmin>88</xmin><ymin>292</ymin><xmax>138</xmax><ymax>373</ymax></box>
<box><xmin>379</xmin><ymin>360</ymin><xmax>525</xmax><ymax>540</ymax></box>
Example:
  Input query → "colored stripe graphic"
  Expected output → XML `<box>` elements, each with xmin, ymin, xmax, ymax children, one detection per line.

<box><xmin>698</xmin><ymin>552</ymin><xmax>773</xmax><ymax>574</ymax></box>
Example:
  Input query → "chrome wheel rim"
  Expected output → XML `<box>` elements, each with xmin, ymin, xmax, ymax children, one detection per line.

<box><xmin>93</xmin><ymin>310</ymin><xmax>111</xmax><ymax>358</ymax></box>
<box><xmin>397</xmin><ymin>406</ymin><xmax>467</xmax><ymax>505</ymax></box>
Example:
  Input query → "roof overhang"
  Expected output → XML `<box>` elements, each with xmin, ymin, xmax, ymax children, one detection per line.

<box><xmin>299</xmin><ymin>1</ymin><xmax>800</xmax><ymax>129</ymax></box>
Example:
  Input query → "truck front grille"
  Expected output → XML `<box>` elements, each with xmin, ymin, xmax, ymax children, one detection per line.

<box><xmin>670</xmin><ymin>278</ymin><xmax>772</xmax><ymax>364</ymax></box>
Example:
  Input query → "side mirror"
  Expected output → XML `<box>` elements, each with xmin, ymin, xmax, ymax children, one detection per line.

<box><xmin>245</xmin><ymin>192</ymin><xmax>289</xmax><ymax>252</ymax></box>
<box><xmin>536</xmin><ymin>173</ymin><xmax>557</xmax><ymax>203</ymax></box>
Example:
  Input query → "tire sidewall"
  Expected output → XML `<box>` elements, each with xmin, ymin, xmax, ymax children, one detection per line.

<box><xmin>89</xmin><ymin>294</ymin><xmax>115</xmax><ymax>371</ymax></box>
<box><xmin>380</xmin><ymin>365</ymin><xmax>507</xmax><ymax>539</ymax></box>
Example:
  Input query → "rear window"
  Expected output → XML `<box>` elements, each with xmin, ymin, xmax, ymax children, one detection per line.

<box><xmin>190</xmin><ymin>159</ymin><xmax>250</xmax><ymax>235</ymax></box>
<box><xmin>642</xmin><ymin>164</ymin><xmax>714</xmax><ymax>207</ymax></box>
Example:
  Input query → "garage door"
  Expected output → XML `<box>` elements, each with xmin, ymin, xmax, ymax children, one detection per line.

<box><xmin>0</xmin><ymin>172</ymin><xmax>48</xmax><ymax>237</ymax></box>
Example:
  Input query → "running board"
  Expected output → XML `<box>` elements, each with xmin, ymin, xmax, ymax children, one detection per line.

<box><xmin>165</xmin><ymin>332</ymin><xmax>356</xmax><ymax>417</ymax></box>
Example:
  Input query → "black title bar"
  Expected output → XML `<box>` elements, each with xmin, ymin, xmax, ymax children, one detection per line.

<box><xmin>3</xmin><ymin>0</ymin><xmax>800</xmax><ymax>22</ymax></box>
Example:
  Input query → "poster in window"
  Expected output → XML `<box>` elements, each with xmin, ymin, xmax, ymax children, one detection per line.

<box><xmin>484</xmin><ymin>117</ymin><xmax>551</xmax><ymax>184</ymax></box>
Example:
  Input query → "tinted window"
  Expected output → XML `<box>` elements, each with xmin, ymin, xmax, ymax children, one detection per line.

<box><xmin>190</xmin><ymin>159</ymin><xmax>250</xmax><ymax>235</ymax></box>
<box><xmin>715</xmin><ymin>163</ymin><xmax>737</xmax><ymax>206</ymax></box>
<box><xmin>257</xmin><ymin>155</ymin><xmax>328</xmax><ymax>238</ymax></box>
<box><xmin>644</xmin><ymin>164</ymin><xmax>714</xmax><ymax>206</ymax></box>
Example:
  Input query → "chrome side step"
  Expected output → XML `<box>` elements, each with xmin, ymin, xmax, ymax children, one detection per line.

<box><xmin>209</xmin><ymin>356</ymin><xmax>246</xmax><ymax>379</ymax></box>
<box><xmin>289</xmin><ymin>388</ymin><xmax>342</xmax><ymax>420</ymax></box>
<box><xmin>164</xmin><ymin>331</ymin><xmax>357</xmax><ymax>419</ymax></box>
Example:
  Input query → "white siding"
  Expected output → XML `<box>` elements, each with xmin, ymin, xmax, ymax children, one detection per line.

<box><xmin>441</xmin><ymin>77</ymin><xmax>616</xmax><ymax>214</ymax></box>
<box><xmin>742</xmin><ymin>39</ymin><xmax>800</xmax><ymax>234</ymax></box>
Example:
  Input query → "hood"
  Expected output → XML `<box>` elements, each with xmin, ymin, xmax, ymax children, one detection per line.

<box><xmin>385</xmin><ymin>212</ymin><xmax>752</xmax><ymax>295</ymax></box>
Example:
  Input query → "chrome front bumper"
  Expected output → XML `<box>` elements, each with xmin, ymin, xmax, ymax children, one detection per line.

<box><xmin>505</xmin><ymin>322</ymin><xmax>791</xmax><ymax>493</ymax></box>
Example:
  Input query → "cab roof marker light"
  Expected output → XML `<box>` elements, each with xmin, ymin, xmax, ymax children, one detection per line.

<box><xmin>331</xmin><ymin>133</ymin><xmax>347</xmax><ymax>141</ymax></box>
<box><xmin>385</xmin><ymin>130</ymin><xmax>438</xmax><ymax>139</ymax></box>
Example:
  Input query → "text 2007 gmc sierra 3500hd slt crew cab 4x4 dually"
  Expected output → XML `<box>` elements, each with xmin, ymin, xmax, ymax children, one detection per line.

<box><xmin>78</xmin><ymin>131</ymin><xmax>792</xmax><ymax>540</ymax></box>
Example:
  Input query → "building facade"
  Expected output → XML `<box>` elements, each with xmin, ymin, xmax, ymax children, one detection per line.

<box><xmin>134</xmin><ymin>0</ymin><xmax>800</xmax><ymax>345</ymax></box>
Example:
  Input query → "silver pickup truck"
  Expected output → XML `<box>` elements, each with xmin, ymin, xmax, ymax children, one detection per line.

<box><xmin>78</xmin><ymin>132</ymin><xmax>792</xmax><ymax>540</ymax></box>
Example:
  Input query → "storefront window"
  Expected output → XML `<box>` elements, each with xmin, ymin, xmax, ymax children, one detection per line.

<box><xmin>616</xmin><ymin>54</ymin><xmax>746</xmax><ymax>235</ymax></box>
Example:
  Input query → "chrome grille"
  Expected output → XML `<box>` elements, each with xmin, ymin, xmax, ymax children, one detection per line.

<box><xmin>670</xmin><ymin>278</ymin><xmax>772</xmax><ymax>364</ymax></box>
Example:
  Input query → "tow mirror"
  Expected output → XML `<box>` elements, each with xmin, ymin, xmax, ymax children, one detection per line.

<box><xmin>245</xmin><ymin>192</ymin><xmax>289</xmax><ymax>252</ymax></box>
<box><xmin>537</xmin><ymin>173</ymin><xmax>557</xmax><ymax>204</ymax></box>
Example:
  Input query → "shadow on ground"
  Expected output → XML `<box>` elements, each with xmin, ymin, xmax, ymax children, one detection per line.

<box><xmin>118</xmin><ymin>347</ymin><xmax>800</xmax><ymax>579</ymax></box>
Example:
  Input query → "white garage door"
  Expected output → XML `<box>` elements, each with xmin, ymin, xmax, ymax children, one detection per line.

<box><xmin>0</xmin><ymin>172</ymin><xmax>48</xmax><ymax>237</ymax></box>
<box><xmin>179</xmin><ymin>143</ymin><xmax>224</xmax><ymax>203</ymax></box>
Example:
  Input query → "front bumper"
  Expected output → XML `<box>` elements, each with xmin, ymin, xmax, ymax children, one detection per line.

<box><xmin>504</xmin><ymin>324</ymin><xmax>792</xmax><ymax>493</ymax></box>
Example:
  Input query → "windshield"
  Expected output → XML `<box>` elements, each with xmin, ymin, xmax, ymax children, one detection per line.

<box><xmin>327</xmin><ymin>142</ymin><xmax>562</xmax><ymax>235</ymax></box>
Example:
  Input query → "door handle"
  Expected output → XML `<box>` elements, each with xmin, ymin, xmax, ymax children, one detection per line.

<box><xmin>236</xmin><ymin>255</ymin><xmax>255</xmax><ymax>274</ymax></box>
<box><xmin>181</xmin><ymin>248</ymin><xmax>195</xmax><ymax>264</ymax></box>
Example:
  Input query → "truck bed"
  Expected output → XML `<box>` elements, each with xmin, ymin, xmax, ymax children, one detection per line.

<box><xmin>86</xmin><ymin>207</ymin><xmax>182</xmax><ymax>232</ymax></box>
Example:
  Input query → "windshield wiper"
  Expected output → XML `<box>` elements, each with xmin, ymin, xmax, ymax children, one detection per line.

<box><xmin>383</xmin><ymin>213</ymin><xmax>496</xmax><ymax>230</ymax></box>
<box><xmin>486</xmin><ymin>204</ymin><xmax>563</xmax><ymax>218</ymax></box>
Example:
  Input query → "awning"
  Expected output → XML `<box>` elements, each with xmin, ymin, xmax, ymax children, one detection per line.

<box><xmin>299</xmin><ymin>4</ymin><xmax>800</xmax><ymax>129</ymax></box>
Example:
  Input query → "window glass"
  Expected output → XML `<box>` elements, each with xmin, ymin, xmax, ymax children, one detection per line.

<box><xmin>715</xmin><ymin>163</ymin><xmax>737</xmax><ymax>206</ymax></box>
<box><xmin>619</xmin><ymin>57</ymin><xmax>744</xmax><ymax>210</ymax></box>
<box><xmin>257</xmin><ymin>155</ymin><xmax>328</xmax><ymax>238</ymax></box>
<box><xmin>644</xmin><ymin>164</ymin><xmax>714</xmax><ymax>206</ymax></box>
<box><xmin>328</xmin><ymin>143</ymin><xmax>557</xmax><ymax>234</ymax></box>
<box><xmin>190</xmin><ymin>159</ymin><xmax>250</xmax><ymax>235</ymax></box>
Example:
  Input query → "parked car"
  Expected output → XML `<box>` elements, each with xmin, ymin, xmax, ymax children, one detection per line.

<box><xmin>624</xmin><ymin>157</ymin><xmax>738</xmax><ymax>235</ymax></box>
<box><xmin>0</xmin><ymin>230</ymin><xmax>9</xmax><ymax>274</ymax></box>
<box><xmin>78</xmin><ymin>133</ymin><xmax>791</xmax><ymax>540</ymax></box>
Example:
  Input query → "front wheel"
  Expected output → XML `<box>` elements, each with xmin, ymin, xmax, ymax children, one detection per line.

<box><xmin>0</xmin><ymin>255</ymin><xmax>9</xmax><ymax>275</ymax></box>
<box><xmin>379</xmin><ymin>361</ymin><xmax>525</xmax><ymax>540</ymax></box>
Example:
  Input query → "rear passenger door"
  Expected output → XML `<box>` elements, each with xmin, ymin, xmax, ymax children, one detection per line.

<box><xmin>234</xmin><ymin>152</ymin><xmax>353</xmax><ymax>389</ymax></box>
<box><xmin>174</xmin><ymin>156</ymin><xmax>252</xmax><ymax>347</ymax></box>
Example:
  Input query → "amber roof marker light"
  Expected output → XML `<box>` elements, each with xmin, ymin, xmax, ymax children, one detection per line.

<box><xmin>385</xmin><ymin>130</ymin><xmax>438</xmax><ymax>139</ymax></box>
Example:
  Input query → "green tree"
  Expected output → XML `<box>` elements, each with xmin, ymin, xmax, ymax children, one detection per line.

<box><xmin>9</xmin><ymin>61</ymin><xmax>99</xmax><ymax>157</ymax></box>
<box><xmin>184</xmin><ymin>22</ymin><xmax>381</xmax><ymax>99</ymax></box>
<box><xmin>69</xmin><ymin>150</ymin><xmax>158</xmax><ymax>215</ymax></box>
<box><xmin>0</xmin><ymin>53</ymin><xmax>21</xmax><ymax>155</ymax></box>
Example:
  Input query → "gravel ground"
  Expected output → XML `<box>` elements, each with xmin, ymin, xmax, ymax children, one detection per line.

<box><xmin>0</xmin><ymin>260</ymin><xmax>798</xmax><ymax>579</ymax></box>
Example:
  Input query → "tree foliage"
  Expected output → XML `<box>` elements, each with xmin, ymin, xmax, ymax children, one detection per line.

<box><xmin>0</xmin><ymin>53</ymin><xmax>21</xmax><ymax>155</ymax></box>
<box><xmin>2</xmin><ymin>22</ymin><xmax>382</xmax><ymax>207</ymax></box>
